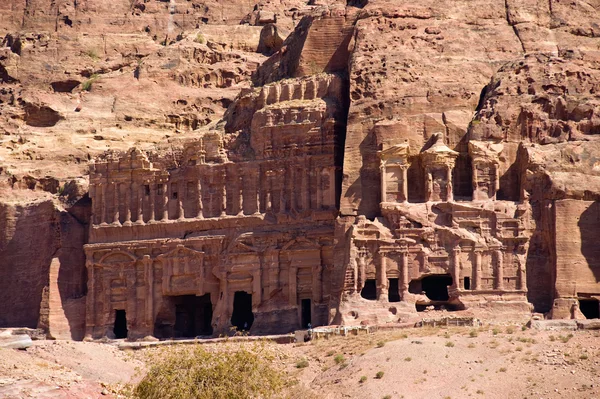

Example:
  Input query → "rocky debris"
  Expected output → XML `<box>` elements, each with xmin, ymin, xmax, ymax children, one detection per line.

<box><xmin>0</xmin><ymin>330</ymin><xmax>33</xmax><ymax>349</ymax></box>
<box><xmin>576</xmin><ymin>320</ymin><xmax>600</xmax><ymax>330</ymax></box>
<box><xmin>529</xmin><ymin>320</ymin><xmax>578</xmax><ymax>331</ymax></box>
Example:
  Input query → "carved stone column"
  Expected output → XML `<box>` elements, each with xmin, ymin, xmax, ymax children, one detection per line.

<box><xmin>402</xmin><ymin>166</ymin><xmax>409</xmax><ymax>203</ymax></box>
<box><xmin>495</xmin><ymin>249</ymin><xmax>504</xmax><ymax>290</ymax></box>
<box><xmin>220</xmin><ymin>170</ymin><xmax>227</xmax><ymax>217</ymax></box>
<box><xmin>380</xmin><ymin>162</ymin><xmax>387</xmax><ymax>204</ymax></box>
<box><xmin>196</xmin><ymin>177</ymin><xmax>204</xmax><ymax>219</ymax></box>
<box><xmin>161</xmin><ymin>183</ymin><xmax>169</xmax><ymax>221</ymax></box>
<box><xmin>136</xmin><ymin>183</ymin><xmax>144</xmax><ymax>224</ymax></box>
<box><xmin>100</xmin><ymin>183</ymin><xmax>107</xmax><ymax>225</ymax></box>
<box><xmin>253</xmin><ymin>268</ymin><xmax>262</xmax><ymax>308</ymax></box>
<box><xmin>84</xmin><ymin>261</ymin><xmax>95</xmax><ymax>338</ymax></box>
<box><xmin>357</xmin><ymin>253</ymin><xmax>366</xmax><ymax>294</ymax></box>
<box><xmin>254</xmin><ymin>168</ymin><xmax>261</xmax><ymax>215</ymax></box>
<box><xmin>400</xmin><ymin>250</ymin><xmax>409</xmax><ymax>299</ymax></box>
<box><xmin>148</xmin><ymin>183</ymin><xmax>156</xmax><ymax>223</ymax></box>
<box><xmin>377</xmin><ymin>251</ymin><xmax>388</xmax><ymax>301</ymax></box>
<box><xmin>142</xmin><ymin>255</ymin><xmax>153</xmax><ymax>327</ymax></box>
<box><xmin>219</xmin><ymin>271</ymin><xmax>229</xmax><ymax>319</ymax></box>
<box><xmin>472</xmin><ymin>164</ymin><xmax>479</xmax><ymax>200</ymax></box>
<box><xmin>237</xmin><ymin>173</ymin><xmax>244</xmax><ymax>216</ymax></box>
<box><xmin>473</xmin><ymin>249</ymin><xmax>483</xmax><ymax>291</ymax></box>
<box><xmin>89</xmin><ymin>184</ymin><xmax>97</xmax><ymax>224</ymax></box>
<box><xmin>177</xmin><ymin>180</ymin><xmax>185</xmax><ymax>220</ymax></box>
<box><xmin>313</xmin><ymin>263</ymin><xmax>323</xmax><ymax>304</ymax></box>
<box><xmin>452</xmin><ymin>247</ymin><xmax>461</xmax><ymax>289</ymax></box>
<box><xmin>278</xmin><ymin>167</ymin><xmax>286</xmax><ymax>214</ymax></box>
<box><xmin>517</xmin><ymin>252</ymin><xmax>526</xmax><ymax>291</ymax></box>
<box><xmin>112</xmin><ymin>182</ymin><xmax>121</xmax><ymax>226</ymax></box>
<box><xmin>265</xmin><ymin>170</ymin><xmax>275</xmax><ymax>212</ymax></box>
<box><xmin>446</xmin><ymin>165</ymin><xmax>453</xmax><ymax>202</ymax></box>
<box><xmin>123</xmin><ymin>183</ymin><xmax>133</xmax><ymax>226</ymax></box>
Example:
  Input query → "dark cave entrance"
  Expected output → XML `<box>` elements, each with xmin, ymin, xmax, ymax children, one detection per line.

<box><xmin>579</xmin><ymin>298</ymin><xmax>600</xmax><ymax>319</ymax></box>
<box><xmin>173</xmin><ymin>294</ymin><xmax>213</xmax><ymax>338</ymax></box>
<box><xmin>463</xmin><ymin>276</ymin><xmax>471</xmax><ymax>290</ymax></box>
<box><xmin>409</xmin><ymin>274</ymin><xmax>453</xmax><ymax>301</ymax></box>
<box><xmin>231</xmin><ymin>291</ymin><xmax>254</xmax><ymax>331</ymax></box>
<box><xmin>388</xmin><ymin>278</ymin><xmax>400</xmax><ymax>302</ymax></box>
<box><xmin>301</xmin><ymin>298</ymin><xmax>312</xmax><ymax>329</ymax></box>
<box><xmin>113</xmin><ymin>309</ymin><xmax>128</xmax><ymax>339</ymax></box>
<box><xmin>361</xmin><ymin>279</ymin><xmax>377</xmax><ymax>300</ymax></box>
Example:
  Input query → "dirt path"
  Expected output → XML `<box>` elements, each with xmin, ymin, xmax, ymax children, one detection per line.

<box><xmin>1</xmin><ymin>324</ymin><xmax>600</xmax><ymax>399</ymax></box>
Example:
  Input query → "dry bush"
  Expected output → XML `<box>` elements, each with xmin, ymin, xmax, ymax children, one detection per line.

<box><xmin>133</xmin><ymin>343</ymin><xmax>284</xmax><ymax>399</ymax></box>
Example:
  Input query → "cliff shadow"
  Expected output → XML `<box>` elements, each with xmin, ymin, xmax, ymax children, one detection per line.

<box><xmin>56</xmin><ymin>195</ymin><xmax>91</xmax><ymax>340</ymax></box>
<box><xmin>579</xmin><ymin>201</ymin><xmax>600</xmax><ymax>282</ymax></box>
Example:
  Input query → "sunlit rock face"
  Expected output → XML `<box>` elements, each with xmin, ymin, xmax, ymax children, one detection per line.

<box><xmin>2</xmin><ymin>0</ymin><xmax>600</xmax><ymax>339</ymax></box>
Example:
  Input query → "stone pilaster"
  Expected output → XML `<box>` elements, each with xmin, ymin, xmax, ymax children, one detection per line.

<box><xmin>161</xmin><ymin>183</ymin><xmax>168</xmax><ymax>221</ymax></box>
<box><xmin>196</xmin><ymin>177</ymin><xmax>204</xmax><ymax>219</ymax></box>
<box><xmin>136</xmin><ymin>183</ymin><xmax>144</xmax><ymax>224</ymax></box>
<box><xmin>473</xmin><ymin>249</ymin><xmax>483</xmax><ymax>290</ymax></box>
<box><xmin>495</xmin><ymin>249</ymin><xmax>504</xmax><ymax>290</ymax></box>
<box><xmin>452</xmin><ymin>247</ymin><xmax>461</xmax><ymax>289</ymax></box>
<box><xmin>112</xmin><ymin>182</ymin><xmax>121</xmax><ymax>226</ymax></box>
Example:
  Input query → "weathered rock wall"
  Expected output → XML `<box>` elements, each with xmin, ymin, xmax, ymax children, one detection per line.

<box><xmin>0</xmin><ymin>193</ymin><xmax>89</xmax><ymax>338</ymax></box>
<box><xmin>0</xmin><ymin>197</ymin><xmax>58</xmax><ymax>327</ymax></box>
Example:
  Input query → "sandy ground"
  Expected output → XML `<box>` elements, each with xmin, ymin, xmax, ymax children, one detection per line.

<box><xmin>1</xmin><ymin>323</ymin><xmax>600</xmax><ymax>399</ymax></box>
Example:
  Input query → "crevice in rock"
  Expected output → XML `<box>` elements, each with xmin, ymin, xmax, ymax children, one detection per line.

<box><xmin>504</xmin><ymin>0</ymin><xmax>526</xmax><ymax>53</ymax></box>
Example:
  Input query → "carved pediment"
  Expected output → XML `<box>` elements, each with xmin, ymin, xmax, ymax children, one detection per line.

<box><xmin>99</xmin><ymin>250</ymin><xmax>136</xmax><ymax>265</ymax></box>
<box><xmin>157</xmin><ymin>244</ymin><xmax>204</xmax><ymax>260</ymax></box>
<box><xmin>281</xmin><ymin>237</ymin><xmax>320</xmax><ymax>251</ymax></box>
<box><xmin>380</xmin><ymin>143</ymin><xmax>410</xmax><ymax>166</ymax></box>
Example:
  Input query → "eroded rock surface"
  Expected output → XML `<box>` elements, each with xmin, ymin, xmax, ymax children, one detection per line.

<box><xmin>1</xmin><ymin>0</ymin><xmax>600</xmax><ymax>339</ymax></box>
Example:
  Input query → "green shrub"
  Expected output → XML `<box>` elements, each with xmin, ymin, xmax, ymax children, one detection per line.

<box><xmin>133</xmin><ymin>344</ymin><xmax>284</xmax><ymax>399</ymax></box>
<box><xmin>359</xmin><ymin>375</ymin><xmax>367</xmax><ymax>383</ymax></box>
<box><xmin>334</xmin><ymin>354</ymin><xmax>345</xmax><ymax>364</ymax></box>
<box><xmin>195</xmin><ymin>33</ymin><xmax>206</xmax><ymax>44</ymax></box>
<box><xmin>375</xmin><ymin>371</ymin><xmax>384</xmax><ymax>379</ymax></box>
<box><xmin>376</xmin><ymin>341</ymin><xmax>385</xmax><ymax>348</ymax></box>
<box><xmin>296</xmin><ymin>359</ymin><xmax>309</xmax><ymax>369</ymax></box>
<box><xmin>82</xmin><ymin>74</ymin><xmax>99</xmax><ymax>92</ymax></box>
<box><xmin>84</xmin><ymin>49</ymin><xmax>100</xmax><ymax>60</ymax></box>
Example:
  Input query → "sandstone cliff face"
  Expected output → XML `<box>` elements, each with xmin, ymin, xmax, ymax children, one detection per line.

<box><xmin>0</xmin><ymin>192</ymin><xmax>88</xmax><ymax>336</ymax></box>
<box><xmin>1</xmin><ymin>0</ymin><xmax>600</xmax><ymax>336</ymax></box>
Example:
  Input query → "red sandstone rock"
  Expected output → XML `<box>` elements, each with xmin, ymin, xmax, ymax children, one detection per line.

<box><xmin>1</xmin><ymin>0</ymin><xmax>600</xmax><ymax>341</ymax></box>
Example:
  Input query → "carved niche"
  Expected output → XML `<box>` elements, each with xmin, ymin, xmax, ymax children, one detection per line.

<box><xmin>379</xmin><ymin>143</ymin><xmax>411</xmax><ymax>203</ymax></box>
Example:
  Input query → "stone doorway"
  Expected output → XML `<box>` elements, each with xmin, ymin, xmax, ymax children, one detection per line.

<box><xmin>463</xmin><ymin>276</ymin><xmax>471</xmax><ymax>290</ymax></box>
<box><xmin>231</xmin><ymin>291</ymin><xmax>254</xmax><ymax>331</ymax></box>
<box><xmin>388</xmin><ymin>278</ymin><xmax>400</xmax><ymax>302</ymax></box>
<box><xmin>579</xmin><ymin>298</ymin><xmax>600</xmax><ymax>319</ymax></box>
<box><xmin>301</xmin><ymin>298</ymin><xmax>312</xmax><ymax>328</ymax></box>
<box><xmin>409</xmin><ymin>274</ymin><xmax>453</xmax><ymax>301</ymax></box>
<box><xmin>361</xmin><ymin>279</ymin><xmax>377</xmax><ymax>300</ymax></box>
<box><xmin>113</xmin><ymin>309</ymin><xmax>128</xmax><ymax>339</ymax></box>
<box><xmin>173</xmin><ymin>294</ymin><xmax>213</xmax><ymax>338</ymax></box>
